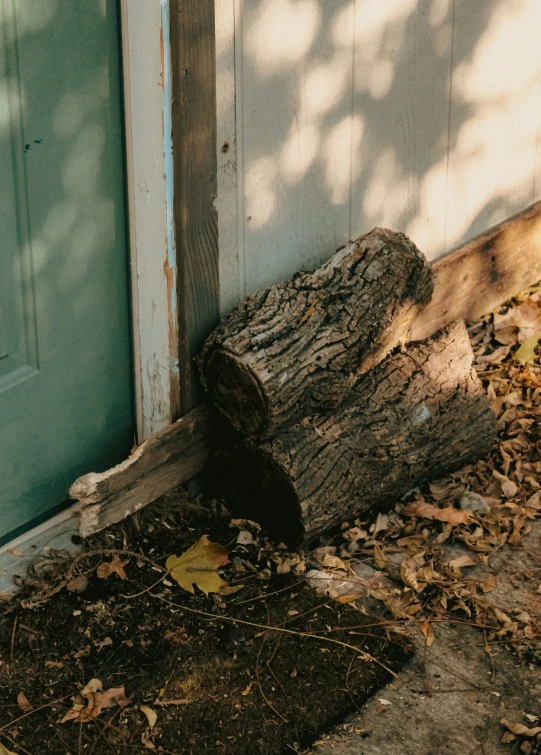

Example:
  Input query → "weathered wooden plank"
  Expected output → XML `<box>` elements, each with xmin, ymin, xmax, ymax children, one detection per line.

<box><xmin>170</xmin><ymin>0</ymin><xmax>220</xmax><ymax>411</ymax></box>
<box><xmin>120</xmin><ymin>0</ymin><xmax>180</xmax><ymax>438</ymax></box>
<box><xmin>411</xmin><ymin>201</ymin><xmax>541</xmax><ymax>341</ymax></box>
<box><xmin>69</xmin><ymin>405</ymin><xmax>209</xmax><ymax>536</ymax></box>
<box><xmin>77</xmin><ymin>439</ymin><xmax>208</xmax><ymax>537</ymax></box>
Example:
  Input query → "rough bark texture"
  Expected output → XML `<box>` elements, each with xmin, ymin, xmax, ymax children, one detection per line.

<box><xmin>214</xmin><ymin>322</ymin><xmax>497</xmax><ymax>544</ymax></box>
<box><xmin>198</xmin><ymin>228</ymin><xmax>434</xmax><ymax>439</ymax></box>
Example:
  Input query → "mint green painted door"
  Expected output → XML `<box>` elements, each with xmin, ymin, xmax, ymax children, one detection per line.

<box><xmin>0</xmin><ymin>0</ymin><xmax>133</xmax><ymax>541</ymax></box>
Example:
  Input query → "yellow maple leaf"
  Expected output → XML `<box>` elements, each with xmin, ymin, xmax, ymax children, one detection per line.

<box><xmin>166</xmin><ymin>535</ymin><xmax>230</xmax><ymax>595</ymax></box>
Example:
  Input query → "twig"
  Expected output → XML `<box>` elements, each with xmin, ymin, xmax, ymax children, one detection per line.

<box><xmin>255</xmin><ymin>625</ymin><xmax>288</xmax><ymax>724</ymax></box>
<box><xmin>0</xmin><ymin>694</ymin><xmax>73</xmax><ymax>732</ymax></box>
<box><xmin>0</xmin><ymin>729</ymin><xmax>34</xmax><ymax>755</ymax></box>
<box><xmin>10</xmin><ymin>614</ymin><xmax>18</xmax><ymax>662</ymax></box>
<box><xmin>141</xmin><ymin>587</ymin><xmax>399</xmax><ymax>678</ymax></box>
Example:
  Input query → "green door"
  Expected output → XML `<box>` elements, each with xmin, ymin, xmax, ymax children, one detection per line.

<box><xmin>0</xmin><ymin>0</ymin><xmax>133</xmax><ymax>542</ymax></box>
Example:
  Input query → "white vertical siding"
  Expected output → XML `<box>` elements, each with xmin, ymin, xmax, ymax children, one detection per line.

<box><xmin>217</xmin><ymin>0</ymin><xmax>541</xmax><ymax>315</ymax></box>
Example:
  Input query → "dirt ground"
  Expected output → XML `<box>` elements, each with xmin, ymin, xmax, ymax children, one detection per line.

<box><xmin>2</xmin><ymin>284</ymin><xmax>541</xmax><ymax>754</ymax></box>
<box><xmin>0</xmin><ymin>500</ymin><xmax>410</xmax><ymax>755</ymax></box>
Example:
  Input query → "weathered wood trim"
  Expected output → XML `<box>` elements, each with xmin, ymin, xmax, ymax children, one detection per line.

<box><xmin>69</xmin><ymin>405</ymin><xmax>209</xmax><ymax>537</ymax></box>
<box><xmin>120</xmin><ymin>0</ymin><xmax>180</xmax><ymax>439</ymax></box>
<box><xmin>411</xmin><ymin>201</ymin><xmax>541</xmax><ymax>341</ymax></box>
<box><xmin>170</xmin><ymin>0</ymin><xmax>220</xmax><ymax>413</ymax></box>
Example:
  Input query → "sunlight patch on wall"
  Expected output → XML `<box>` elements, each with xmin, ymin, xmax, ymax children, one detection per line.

<box><xmin>453</xmin><ymin>2</ymin><xmax>540</xmax><ymax>104</ymax></box>
<box><xmin>303</xmin><ymin>55</ymin><xmax>350</xmax><ymax>118</ymax></box>
<box><xmin>280</xmin><ymin>123</ymin><xmax>318</xmax><ymax>184</ymax></box>
<box><xmin>0</xmin><ymin>80</ymin><xmax>25</xmax><ymax>137</ymax></box>
<box><xmin>62</xmin><ymin>124</ymin><xmax>105</xmax><ymax>196</ymax></box>
<box><xmin>324</xmin><ymin>115</ymin><xmax>364</xmax><ymax>206</ymax></box>
<box><xmin>363</xmin><ymin>148</ymin><xmax>411</xmax><ymax>229</ymax></box>
<box><xmin>245</xmin><ymin>156</ymin><xmax>277</xmax><ymax>228</ymax></box>
<box><xmin>245</xmin><ymin>0</ymin><xmax>321</xmax><ymax>77</ymax></box>
<box><xmin>13</xmin><ymin>0</ymin><xmax>58</xmax><ymax>35</ymax></box>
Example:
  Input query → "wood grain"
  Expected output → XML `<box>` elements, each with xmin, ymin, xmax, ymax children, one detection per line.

<box><xmin>216</xmin><ymin>322</ymin><xmax>496</xmax><ymax>543</ymax></box>
<box><xmin>199</xmin><ymin>229</ymin><xmax>433</xmax><ymax>438</ymax></box>
<box><xmin>411</xmin><ymin>201</ymin><xmax>541</xmax><ymax>341</ymax></box>
<box><xmin>170</xmin><ymin>0</ymin><xmax>219</xmax><ymax>412</ymax></box>
<box><xmin>70</xmin><ymin>405</ymin><xmax>209</xmax><ymax>536</ymax></box>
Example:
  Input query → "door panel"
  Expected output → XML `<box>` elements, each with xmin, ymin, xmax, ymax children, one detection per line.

<box><xmin>0</xmin><ymin>0</ymin><xmax>134</xmax><ymax>540</ymax></box>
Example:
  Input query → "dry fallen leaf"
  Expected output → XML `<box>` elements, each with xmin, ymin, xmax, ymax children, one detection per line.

<box><xmin>60</xmin><ymin>679</ymin><xmax>127</xmax><ymax>723</ymax></box>
<box><xmin>373</xmin><ymin>544</ymin><xmax>388</xmax><ymax>570</ymax></box>
<box><xmin>501</xmin><ymin>719</ymin><xmax>541</xmax><ymax>737</ymax></box>
<box><xmin>448</xmin><ymin>555</ymin><xmax>475</xmax><ymax>569</ymax></box>
<box><xmin>492</xmin><ymin>470</ymin><xmax>518</xmax><ymax>499</ymax></box>
<box><xmin>140</xmin><ymin>705</ymin><xmax>157</xmax><ymax>728</ymax></box>
<box><xmin>66</xmin><ymin>575</ymin><xmax>88</xmax><ymax>593</ymax></box>
<box><xmin>166</xmin><ymin>535</ymin><xmax>229</xmax><ymax>595</ymax></box>
<box><xmin>419</xmin><ymin>622</ymin><xmax>435</xmax><ymax>647</ymax></box>
<box><xmin>97</xmin><ymin>554</ymin><xmax>129</xmax><ymax>580</ymax></box>
<box><xmin>141</xmin><ymin>732</ymin><xmax>156</xmax><ymax>749</ymax></box>
<box><xmin>401</xmin><ymin>501</ymin><xmax>470</xmax><ymax>526</ymax></box>
<box><xmin>514</xmin><ymin>335</ymin><xmax>539</xmax><ymax>364</ymax></box>
<box><xmin>17</xmin><ymin>692</ymin><xmax>32</xmax><ymax>712</ymax></box>
<box><xmin>400</xmin><ymin>563</ymin><xmax>420</xmax><ymax>592</ymax></box>
<box><xmin>61</xmin><ymin>678</ymin><xmax>103</xmax><ymax>723</ymax></box>
<box><xmin>0</xmin><ymin>743</ymin><xmax>18</xmax><ymax>755</ymax></box>
<box><xmin>321</xmin><ymin>554</ymin><xmax>348</xmax><ymax>571</ymax></box>
<box><xmin>241</xmin><ymin>683</ymin><xmax>253</xmax><ymax>697</ymax></box>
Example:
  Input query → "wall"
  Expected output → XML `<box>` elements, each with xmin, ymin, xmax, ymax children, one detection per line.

<box><xmin>216</xmin><ymin>0</ymin><xmax>541</xmax><ymax>316</ymax></box>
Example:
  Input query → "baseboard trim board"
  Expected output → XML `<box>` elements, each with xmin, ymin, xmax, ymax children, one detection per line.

<box><xmin>411</xmin><ymin>200</ymin><xmax>541</xmax><ymax>341</ymax></box>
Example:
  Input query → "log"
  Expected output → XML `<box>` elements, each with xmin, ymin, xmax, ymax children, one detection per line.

<box><xmin>213</xmin><ymin>321</ymin><xmax>497</xmax><ymax>544</ymax></box>
<box><xmin>198</xmin><ymin>228</ymin><xmax>434</xmax><ymax>438</ymax></box>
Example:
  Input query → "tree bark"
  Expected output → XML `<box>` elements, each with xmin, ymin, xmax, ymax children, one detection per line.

<box><xmin>198</xmin><ymin>228</ymin><xmax>434</xmax><ymax>439</ymax></box>
<box><xmin>213</xmin><ymin>321</ymin><xmax>497</xmax><ymax>544</ymax></box>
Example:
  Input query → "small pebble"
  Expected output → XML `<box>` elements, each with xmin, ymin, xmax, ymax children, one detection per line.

<box><xmin>459</xmin><ymin>491</ymin><xmax>489</xmax><ymax>514</ymax></box>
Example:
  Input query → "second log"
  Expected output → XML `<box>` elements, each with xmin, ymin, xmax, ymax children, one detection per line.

<box><xmin>214</xmin><ymin>321</ymin><xmax>497</xmax><ymax>543</ymax></box>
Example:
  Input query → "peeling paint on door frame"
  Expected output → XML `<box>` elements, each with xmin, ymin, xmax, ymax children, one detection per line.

<box><xmin>120</xmin><ymin>0</ymin><xmax>179</xmax><ymax>441</ymax></box>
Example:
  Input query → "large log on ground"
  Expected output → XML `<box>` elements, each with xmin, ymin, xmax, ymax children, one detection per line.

<box><xmin>214</xmin><ymin>321</ymin><xmax>497</xmax><ymax>543</ymax></box>
<box><xmin>198</xmin><ymin>228</ymin><xmax>434</xmax><ymax>439</ymax></box>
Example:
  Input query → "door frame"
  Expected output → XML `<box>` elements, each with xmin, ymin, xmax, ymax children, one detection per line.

<box><xmin>0</xmin><ymin>0</ymin><xmax>181</xmax><ymax>591</ymax></box>
<box><xmin>120</xmin><ymin>0</ymin><xmax>180</xmax><ymax>442</ymax></box>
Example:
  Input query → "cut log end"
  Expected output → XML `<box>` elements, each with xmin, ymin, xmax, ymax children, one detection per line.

<box><xmin>206</xmin><ymin>349</ymin><xmax>268</xmax><ymax>437</ymax></box>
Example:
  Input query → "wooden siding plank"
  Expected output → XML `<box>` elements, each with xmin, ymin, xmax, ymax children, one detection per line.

<box><xmin>237</xmin><ymin>1</ymin><xmax>354</xmax><ymax>298</ymax></box>
<box><xmin>170</xmin><ymin>0</ymin><xmax>220</xmax><ymax>411</ymax></box>
<box><xmin>215</xmin><ymin>0</ymin><xmax>241</xmax><ymax>316</ymax></box>
<box><xmin>350</xmin><ymin>0</ymin><xmax>453</xmax><ymax>261</ymax></box>
<box><xmin>444</xmin><ymin>0</ymin><xmax>541</xmax><ymax>254</ymax></box>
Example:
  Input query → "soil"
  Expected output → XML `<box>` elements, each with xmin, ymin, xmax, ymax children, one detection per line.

<box><xmin>0</xmin><ymin>500</ymin><xmax>410</xmax><ymax>755</ymax></box>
